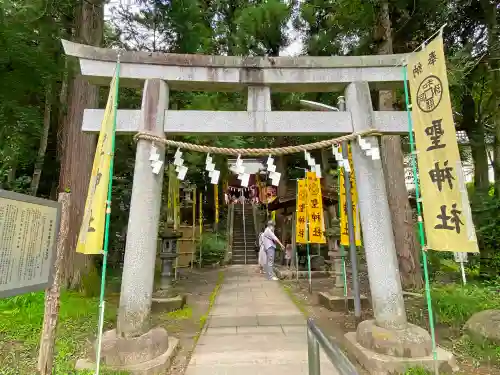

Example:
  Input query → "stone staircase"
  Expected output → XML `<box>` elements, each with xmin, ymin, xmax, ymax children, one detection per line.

<box><xmin>232</xmin><ymin>204</ymin><xmax>258</xmax><ymax>265</ymax></box>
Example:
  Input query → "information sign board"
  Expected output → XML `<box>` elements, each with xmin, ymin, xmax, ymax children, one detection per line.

<box><xmin>0</xmin><ymin>190</ymin><xmax>60</xmax><ymax>298</ymax></box>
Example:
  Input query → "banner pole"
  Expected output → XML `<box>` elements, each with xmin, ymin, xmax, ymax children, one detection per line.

<box><xmin>337</xmin><ymin>167</ymin><xmax>349</xmax><ymax>310</ymax></box>
<box><xmin>295</xmin><ymin>180</ymin><xmax>300</xmax><ymax>283</ymax></box>
<box><xmin>403</xmin><ymin>64</ymin><xmax>439</xmax><ymax>374</ymax></box>
<box><xmin>199</xmin><ymin>191</ymin><xmax>203</xmax><ymax>267</ymax></box>
<box><xmin>305</xmin><ymin>172</ymin><xmax>312</xmax><ymax>294</ymax></box>
<box><xmin>191</xmin><ymin>187</ymin><xmax>196</xmax><ymax>269</ymax></box>
<box><xmin>95</xmin><ymin>56</ymin><xmax>121</xmax><ymax>375</ymax></box>
<box><xmin>173</xmin><ymin>178</ymin><xmax>179</xmax><ymax>281</ymax></box>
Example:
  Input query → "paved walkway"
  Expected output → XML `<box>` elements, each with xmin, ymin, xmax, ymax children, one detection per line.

<box><xmin>185</xmin><ymin>266</ymin><xmax>339</xmax><ymax>375</ymax></box>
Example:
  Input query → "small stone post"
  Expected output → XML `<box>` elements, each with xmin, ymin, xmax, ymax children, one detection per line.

<box><xmin>117</xmin><ymin>79</ymin><xmax>168</xmax><ymax>337</ymax></box>
<box><xmin>345</xmin><ymin>81</ymin><xmax>406</xmax><ymax>330</ymax></box>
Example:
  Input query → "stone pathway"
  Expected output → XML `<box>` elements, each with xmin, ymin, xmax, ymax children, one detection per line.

<box><xmin>185</xmin><ymin>266</ymin><xmax>339</xmax><ymax>375</ymax></box>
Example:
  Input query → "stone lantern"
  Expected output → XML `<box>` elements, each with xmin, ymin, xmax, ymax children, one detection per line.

<box><xmin>152</xmin><ymin>228</ymin><xmax>186</xmax><ymax>311</ymax></box>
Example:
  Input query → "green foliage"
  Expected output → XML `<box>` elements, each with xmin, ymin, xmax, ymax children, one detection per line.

<box><xmin>80</xmin><ymin>266</ymin><xmax>102</xmax><ymax>298</ymax></box>
<box><xmin>452</xmin><ymin>334</ymin><xmax>500</xmax><ymax>367</ymax></box>
<box><xmin>197</xmin><ymin>232</ymin><xmax>227</xmax><ymax>266</ymax></box>
<box><xmin>0</xmin><ymin>0</ymin><xmax>69</xmax><ymax>194</ymax></box>
<box><xmin>198</xmin><ymin>271</ymin><xmax>224</xmax><ymax>332</ymax></box>
<box><xmin>232</xmin><ymin>0</ymin><xmax>291</xmax><ymax>56</ymax></box>
<box><xmin>0</xmin><ymin>291</ymin><xmax>118</xmax><ymax>374</ymax></box>
<box><xmin>470</xmin><ymin>192</ymin><xmax>500</xmax><ymax>278</ymax></box>
<box><xmin>431</xmin><ymin>281</ymin><xmax>500</xmax><ymax>327</ymax></box>
<box><xmin>403</xmin><ymin>367</ymin><xmax>432</xmax><ymax>375</ymax></box>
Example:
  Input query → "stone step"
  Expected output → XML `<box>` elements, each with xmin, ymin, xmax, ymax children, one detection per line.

<box><xmin>232</xmin><ymin>250</ymin><xmax>258</xmax><ymax>254</ymax></box>
<box><xmin>232</xmin><ymin>247</ymin><xmax>257</xmax><ymax>252</ymax></box>
<box><xmin>232</xmin><ymin>253</ymin><xmax>257</xmax><ymax>258</ymax></box>
<box><xmin>231</xmin><ymin>253</ymin><xmax>258</xmax><ymax>258</ymax></box>
<box><xmin>232</xmin><ymin>249</ymin><xmax>257</xmax><ymax>255</ymax></box>
<box><xmin>232</xmin><ymin>259</ymin><xmax>258</xmax><ymax>265</ymax></box>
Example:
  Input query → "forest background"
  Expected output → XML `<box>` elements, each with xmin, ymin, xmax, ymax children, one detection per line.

<box><xmin>2</xmin><ymin>0</ymin><xmax>499</xmax><ymax>287</ymax></box>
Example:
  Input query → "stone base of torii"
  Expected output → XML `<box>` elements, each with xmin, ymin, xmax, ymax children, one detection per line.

<box><xmin>63</xmin><ymin>40</ymin><xmax>457</xmax><ymax>375</ymax></box>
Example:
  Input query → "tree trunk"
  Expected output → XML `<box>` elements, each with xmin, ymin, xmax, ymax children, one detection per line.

<box><xmin>461</xmin><ymin>84</ymin><xmax>489</xmax><ymax>191</ymax></box>
<box><xmin>471</xmin><ymin>131</ymin><xmax>489</xmax><ymax>191</ymax></box>
<box><xmin>58</xmin><ymin>0</ymin><xmax>104</xmax><ymax>288</ymax></box>
<box><xmin>37</xmin><ymin>193</ymin><xmax>71</xmax><ymax>375</ymax></box>
<box><xmin>57</xmin><ymin>57</ymin><xmax>70</xmax><ymax>162</ymax></box>
<box><xmin>376</xmin><ymin>0</ymin><xmax>423</xmax><ymax>290</ymax></box>
<box><xmin>30</xmin><ymin>83</ymin><xmax>53</xmax><ymax>196</ymax></box>
<box><xmin>479</xmin><ymin>0</ymin><xmax>500</xmax><ymax>195</ymax></box>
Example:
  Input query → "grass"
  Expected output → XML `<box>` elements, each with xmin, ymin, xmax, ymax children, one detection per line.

<box><xmin>0</xmin><ymin>291</ymin><xmax>119</xmax><ymax>375</ymax></box>
<box><xmin>452</xmin><ymin>334</ymin><xmax>500</xmax><ymax>368</ymax></box>
<box><xmin>406</xmin><ymin>279</ymin><xmax>500</xmax><ymax>370</ymax></box>
<box><xmin>161</xmin><ymin>305</ymin><xmax>194</xmax><ymax>321</ymax></box>
<box><xmin>431</xmin><ymin>281</ymin><xmax>500</xmax><ymax>327</ymax></box>
<box><xmin>403</xmin><ymin>367</ymin><xmax>432</xmax><ymax>375</ymax></box>
<box><xmin>197</xmin><ymin>270</ymin><xmax>224</xmax><ymax>333</ymax></box>
<box><xmin>0</xmin><ymin>269</ymin><xmax>225</xmax><ymax>375</ymax></box>
<box><xmin>281</xmin><ymin>283</ymin><xmax>309</xmax><ymax>316</ymax></box>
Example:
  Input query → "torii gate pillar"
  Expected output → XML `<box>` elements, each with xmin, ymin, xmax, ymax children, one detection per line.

<box><xmin>76</xmin><ymin>79</ymin><xmax>176</xmax><ymax>373</ymax></box>
<box><xmin>117</xmin><ymin>79</ymin><xmax>168</xmax><ymax>337</ymax></box>
<box><xmin>343</xmin><ymin>82</ymin><xmax>456</xmax><ymax>374</ymax></box>
<box><xmin>346</xmin><ymin>81</ymin><xmax>407</xmax><ymax>330</ymax></box>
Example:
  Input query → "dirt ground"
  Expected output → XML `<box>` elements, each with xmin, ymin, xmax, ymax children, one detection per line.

<box><xmin>153</xmin><ymin>267</ymin><xmax>224</xmax><ymax>375</ymax></box>
<box><xmin>281</xmin><ymin>274</ymin><xmax>500</xmax><ymax>375</ymax></box>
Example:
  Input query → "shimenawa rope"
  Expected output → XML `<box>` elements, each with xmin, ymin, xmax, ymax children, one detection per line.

<box><xmin>133</xmin><ymin>129</ymin><xmax>380</xmax><ymax>156</ymax></box>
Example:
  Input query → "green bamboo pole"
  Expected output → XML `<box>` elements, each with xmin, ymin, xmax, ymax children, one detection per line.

<box><xmin>337</xmin><ymin>168</ymin><xmax>348</xmax><ymax>301</ymax></box>
<box><xmin>95</xmin><ymin>57</ymin><xmax>121</xmax><ymax>375</ymax></box>
<box><xmin>295</xmin><ymin>180</ymin><xmax>300</xmax><ymax>283</ymax></box>
<box><xmin>305</xmin><ymin>172</ymin><xmax>312</xmax><ymax>294</ymax></box>
<box><xmin>403</xmin><ymin>64</ymin><xmax>439</xmax><ymax>373</ymax></box>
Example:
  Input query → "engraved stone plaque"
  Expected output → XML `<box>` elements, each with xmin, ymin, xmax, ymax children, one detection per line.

<box><xmin>0</xmin><ymin>190</ymin><xmax>60</xmax><ymax>298</ymax></box>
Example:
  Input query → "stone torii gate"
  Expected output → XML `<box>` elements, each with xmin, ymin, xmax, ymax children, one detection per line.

<box><xmin>62</xmin><ymin>40</ymin><xmax>455</xmax><ymax>374</ymax></box>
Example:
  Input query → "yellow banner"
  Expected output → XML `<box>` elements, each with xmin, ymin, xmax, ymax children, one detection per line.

<box><xmin>408</xmin><ymin>34</ymin><xmax>478</xmax><ymax>252</ymax></box>
<box><xmin>306</xmin><ymin>172</ymin><xmax>326</xmax><ymax>244</ymax></box>
<box><xmin>77</xmin><ymin>74</ymin><xmax>118</xmax><ymax>254</ymax></box>
<box><xmin>295</xmin><ymin>179</ymin><xmax>307</xmax><ymax>244</ymax></box>
<box><xmin>339</xmin><ymin>145</ymin><xmax>362</xmax><ymax>246</ymax></box>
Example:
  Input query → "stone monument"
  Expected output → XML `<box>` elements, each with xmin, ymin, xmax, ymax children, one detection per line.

<box><xmin>63</xmin><ymin>39</ymin><xmax>456</xmax><ymax>374</ymax></box>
